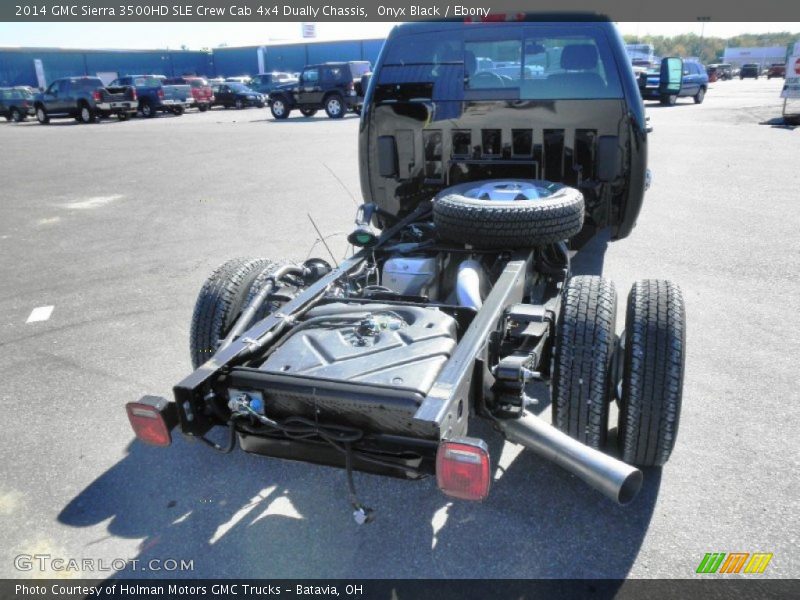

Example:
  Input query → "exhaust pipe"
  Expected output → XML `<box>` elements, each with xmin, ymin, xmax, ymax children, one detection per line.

<box><xmin>498</xmin><ymin>412</ymin><xmax>643</xmax><ymax>505</ymax></box>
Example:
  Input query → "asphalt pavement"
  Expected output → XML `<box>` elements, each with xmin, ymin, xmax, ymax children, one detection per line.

<box><xmin>0</xmin><ymin>78</ymin><xmax>797</xmax><ymax>580</ymax></box>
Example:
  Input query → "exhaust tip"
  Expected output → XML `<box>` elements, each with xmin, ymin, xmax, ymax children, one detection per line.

<box><xmin>617</xmin><ymin>469</ymin><xmax>644</xmax><ymax>505</ymax></box>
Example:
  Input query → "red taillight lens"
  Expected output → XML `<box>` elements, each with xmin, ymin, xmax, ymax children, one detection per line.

<box><xmin>93</xmin><ymin>90</ymin><xmax>102</xmax><ymax>102</ymax></box>
<box><xmin>126</xmin><ymin>396</ymin><xmax>177</xmax><ymax>447</ymax></box>
<box><xmin>436</xmin><ymin>438</ymin><xmax>491</xmax><ymax>501</ymax></box>
<box><xmin>131</xmin><ymin>88</ymin><xmax>137</xmax><ymax>100</ymax></box>
<box><xmin>158</xmin><ymin>88</ymin><xmax>164</xmax><ymax>98</ymax></box>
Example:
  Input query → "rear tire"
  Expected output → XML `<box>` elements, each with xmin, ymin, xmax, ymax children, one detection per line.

<box><xmin>235</xmin><ymin>98</ymin><xmax>244</xmax><ymax>110</ymax></box>
<box><xmin>199</xmin><ymin>103</ymin><xmax>209</xmax><ymax>112</ymax></box>
<box><xmin>324</xmin><ymin>94</ymin><xmax>344</xmax><ymax>119</ymax></box>
<box><xmin>189</xmin><ymin>257</ymin><xmax>273</xmax><ymax>369</ymax></box>
<box><xmin>618</xmin><ymin>280</ymin><xmax>686</xmax><ymax>467</ymax></box>
<box><xmin>660</xmin><ymin>94</ymin><xmax>677</xmax><ymax>106</ymax></box>
<box><xmin>78</xmin><ymin>103</ymin><xmax>96</xmax><ymax>124</ymax></box>
<box><xmin>552</xmin><ymin>276</ymin><xmax>617</xmax><ymax>450</ymax></box>
<box><xmin>117</xmin><ymin>112</ymin><xmax>130</xmax><ymax>121</ymax></box>
<box><xmin>11</xmin><ymin>108</ymin><xmax>24</xmax><ymax>122</ymax></box>
<box><xmin>140</xmin><ymin>100</ymin><xmax>155</xmax><ymax>118</ymax></box>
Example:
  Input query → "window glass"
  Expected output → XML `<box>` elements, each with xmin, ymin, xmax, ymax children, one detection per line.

<box><xmin>302</xmin><ymin>69</ymin><xmax>319</xmax><ymax>84</ymax></box>
<box><xmin>133</xmin><ymin>76</ymin><xmax>162</xmax><ymax>87</ymax></box>
<box><xmin>379</xmin><ymin>24</ymin><xmax>623</xmax><ymax>100</ymax></box>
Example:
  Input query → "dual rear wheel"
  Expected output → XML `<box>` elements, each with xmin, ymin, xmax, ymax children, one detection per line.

<box><xmin>552</xmin><ymin>275</ymin><xmax>686</xmax><ymax>467</ymax></box>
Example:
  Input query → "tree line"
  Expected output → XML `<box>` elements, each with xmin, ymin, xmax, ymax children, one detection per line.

<box><xmin>622</xmin><ymin>32</ymin><xmax>797</xmax><ymax>64</ymax></box>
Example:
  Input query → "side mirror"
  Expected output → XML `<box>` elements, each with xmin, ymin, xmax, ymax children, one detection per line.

<box><xmin>659</xmin><ymin>57</ymin><xmax>683</xmax><ymax>96</ymax></box>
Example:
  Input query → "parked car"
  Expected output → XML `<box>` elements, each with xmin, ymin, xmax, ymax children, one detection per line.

<box><xmin>248</xmin><ymin>72</ymin><xmax>298</xmax><ymax>95</ymax></box>
<box><xmin>109</xmin><ymin>75</ymin><xmax>192</xmax><ymax>117</ymax></box>
<box><xmin>164</xmin><ymin>76</ymin><xmax>214</xmax><ymax>111</ymax></box>
<box><xmin>639</xmin><ymin>59</ymin><xmax>709</xmax><ymax>105</ymax></box>
<box><xmin>0</xmin><ymin>87</ymin><xmax>35</xmax><ymax>122</ymax></box>
<box><xmin>211</xmin><ymin>82</ymin><xmax>265</xmax><ymax>109</ymax></box>
<box><xmin>268</xmin><ymin>61</ymin><xmax>371</xmax><ymax>119</ymax></box>
<box><xmin>128</xmin><ymin>16</ymin><xmax>686</xmax><ymax>521</ymax></box>
<box><xmin>740</xmin><ymin>64</ymin><xmax>760</xmax><ymax>79</ymax></box>
<box><xmin>32</xmin><ymin>76</ymin><xmax>137</xmax><ymax>124</ymax></box>
<box><xmin>716</xmin><ymin>63</ymin><xmax>733</xmax><ymax>80</ymax></box>
<box><xmin>767</xmin><ymin>63</ymin><xmax>786</xmax><ymax>79</ymax></box>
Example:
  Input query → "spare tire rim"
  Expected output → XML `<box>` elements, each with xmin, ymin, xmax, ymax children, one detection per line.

<box><xmin>463</xmin><ymin>181</ymin><xmax>560</xmax><ymax>202</ymax></box>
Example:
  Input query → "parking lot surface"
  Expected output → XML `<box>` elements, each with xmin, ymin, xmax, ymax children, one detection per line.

<box><xmin>1</xmin><ymin>78</ymin><xmax>798</xmax><ymax>579</ymax></box>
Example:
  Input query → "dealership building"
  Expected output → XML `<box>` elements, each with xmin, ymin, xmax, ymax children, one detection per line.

<box><xmin>722</xmin><ymin>46</ymin><xmax>789</xmax><ymax>68</ymax></box>
<box><xmin>0</xmin><ymin>38</ymin><xmax>386</xmax><ymax>88</ymax></box>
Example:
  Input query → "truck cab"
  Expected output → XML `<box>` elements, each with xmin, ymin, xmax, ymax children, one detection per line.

<box><xmin>359</xmin><ymin>18</ymin><xmax>649</xmax><ymax>243</ymax></box>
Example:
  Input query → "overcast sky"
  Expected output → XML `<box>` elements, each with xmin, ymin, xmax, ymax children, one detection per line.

<box><xmin>0</xmin><ymin>22</ymin><xmax>798</xmax><ymax>49</ymax></box>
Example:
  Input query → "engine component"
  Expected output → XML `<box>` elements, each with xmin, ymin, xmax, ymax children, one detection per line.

<box><xmin>456</xmin><ymin>259</ymin><xmax>486</xmax><ymax>310</ymax></box>
<box><xmin>381</xmin><ymin>256</ymin><xmax>439</xmax><ymax>298</ymax></box>
<box><xmin>259</xmin><ymin>303</ymin><xmax>457</xmax><ymax>399</ymax></box>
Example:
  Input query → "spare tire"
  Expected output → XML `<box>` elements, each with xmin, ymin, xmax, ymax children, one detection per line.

<box><xmin>432</xmin><ymin>180</ymin><xmax>584</xmax><ymax>249</ymax></box>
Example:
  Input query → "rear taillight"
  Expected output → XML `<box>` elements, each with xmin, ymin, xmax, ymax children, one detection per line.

<box><xmin>131</xmin><ymin>88</ymin><xmax>137</xmax><ymax>100</ymax></box>
<box><xmin>93</xmin><ymin>90</ymin><xmax>102</xmax><ymax>102</ymax></box>
<box><xmin>126</xmin><ymin>396</ymin><xmax>178</xmax><ymax>447</ymax></box>
<box><xmin>436</xmin><ymin>437</ymin><xmax>491</xmax><ymax>501</ymax></box>
<box><xmin>158</xmin><ymin>88</ymin><xmax>164</xmax><ymax>99</ymax></box>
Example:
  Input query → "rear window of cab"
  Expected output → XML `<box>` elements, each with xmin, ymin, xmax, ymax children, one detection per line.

<box><xmin>378</xmin><ymin>23</ymin><xmax>624</xmax><ymax>101</ymax></box>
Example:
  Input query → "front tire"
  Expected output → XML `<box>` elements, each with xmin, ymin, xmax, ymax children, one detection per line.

<box><xmin>270</xmin><ymin>97</ymin><xmax>290</xmax><ymax>120</ymax></box>
<box><xmin>660</xmin><ymin>94</ymin><xmax>677</xmax><ymax>106</ymax></box>
<box><xmin>324</xmin><ymin>94</ymin><xmax>344</xmax><ymax>119</ymax></box>
<box><xmin>35</xmin><ymin>106</ymin><xmax>49</xmax><ymax>124</ymax></box>
<box><xmin>552</xmin><ymin>276</ymin><xmax>617</xmax><ymax>450</ymax></box>
<box><xmin>189</xmin><ymin>257</ymin><xmax>274</xmax><ymax>369</ymax></box>
<box><xmin>198</xmin><ymin>103</ymin><xmax>209</xmax><ymax>112</ymax></box>
<box><xmin>693</xmin><ymin>87</ymin><xmax>706</xmax><ymax>104</ymax></box>
<box><xmin>618</xmin><ymin>280</ymin><xmax>686</xmax><ymax>467</ymax></box>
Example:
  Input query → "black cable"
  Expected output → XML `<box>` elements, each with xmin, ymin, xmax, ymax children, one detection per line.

<box><xmin>198</xmin><ymin>420</ymin><xmax>237</xmax><ymax>454</ymax></box>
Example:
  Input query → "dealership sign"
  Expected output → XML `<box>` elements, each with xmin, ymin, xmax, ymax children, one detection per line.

<box><xmin>781</xmin><ymin>55</ymin><xmax>800</xmax><ymax>99</ymax></box>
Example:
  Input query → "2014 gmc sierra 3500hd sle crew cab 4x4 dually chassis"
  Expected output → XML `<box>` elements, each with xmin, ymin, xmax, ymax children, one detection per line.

<box><xmin>127</xmin><ymin>16</ymin><xmax>686</xmax><ymax>523</ymax></box>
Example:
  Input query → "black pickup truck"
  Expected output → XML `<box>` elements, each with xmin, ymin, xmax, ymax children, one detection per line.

<box><xmin>33</xmin><ymin>76</ymin><xmax>137</xmax><ymax>124</ymax></box>
<box><xmin>129</xmin><ymin>16</ymin><xmax>685</xmax><ymax>523</ymax></box>
<box><xmin>268</xmin><ymin>61</ymin><xmax>370</xmax><ymax>119</ymax></box>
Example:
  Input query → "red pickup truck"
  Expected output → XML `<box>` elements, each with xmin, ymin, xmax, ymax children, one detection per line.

<box><xmin>165</xmin><ymin>77</ymin><xmax>214</xmax><ymax>111</ymax></box>
<box><xmin>767</xmin><ymin>64</ymin><xmax>786</xmax><ymax>79</ymax></box>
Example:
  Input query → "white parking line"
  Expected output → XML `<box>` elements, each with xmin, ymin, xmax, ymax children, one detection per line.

<box><xmin>26</xmin><ymin>306</ymin><xmax>54</xmax><ymax>323</ymax></box>
<box><xmin>64</xmin><ymin>195</ymin><xmax>123</xmax><ymax>210</ymax></box>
